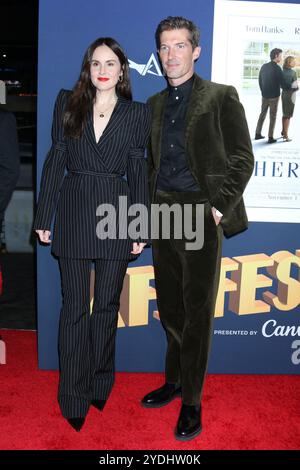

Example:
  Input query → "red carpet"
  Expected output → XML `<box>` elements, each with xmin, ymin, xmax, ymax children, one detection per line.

<box><xmin>0</xmin><ymin>329</ymin><xmax>299</xmax><ymax>450</ymax></box>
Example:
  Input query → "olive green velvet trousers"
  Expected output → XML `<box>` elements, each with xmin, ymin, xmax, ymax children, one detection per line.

<box><xmin>152</xmin><ymin>190</ymin><xmax>223</xmax><ymax>405</ymax></box>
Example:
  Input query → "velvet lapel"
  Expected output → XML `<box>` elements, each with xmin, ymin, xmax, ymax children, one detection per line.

<box><xmin>184</xmin><ymin>75</ymin><xmax>207</xmax><ymax>144</ymax></box>
<box><xmin>151</xmin><ymin>89</ymin><xmax>168</xmax><ymax>169</ymax></box>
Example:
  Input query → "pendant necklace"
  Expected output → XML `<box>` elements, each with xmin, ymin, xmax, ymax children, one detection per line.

<box><xmin>97</xmin><ymin>98</ymin><xmax>117</xmax><ymax>118</ymax></box>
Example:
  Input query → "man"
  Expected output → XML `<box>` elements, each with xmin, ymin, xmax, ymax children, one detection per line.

<box><xmin>0</xmin><ymin>109</ymin><xmax>20</xmax><ymax>250</ymax></box>
<box><xmin>255</xmin><ymin>48</ymin><xmax>283</xmax><ymax>143</ymax></box>
<box><xmin>141</xmin><ymin>16</ymin><xmax>254</xmax><ymax>441</ymax></box>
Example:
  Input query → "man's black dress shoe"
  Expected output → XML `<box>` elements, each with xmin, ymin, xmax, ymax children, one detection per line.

<box><xmin>66</xmin><ymin>417</ymin><xmax>85</xmax><ymax>432</ymax></box>
<box><xmin>268</xmin><ymin>137</ymin><xmax>277</xmax><ymax>144</ymax></box>
<box><xmin>91</xmin><ymin>399</ymin><xmax>106</xmax><ymax>412</ymax></box>
<box><xmin>175</xmin><ymin>404</ymin><xmax>202</xmax><ymax>441</ymax></box>
<box><xmin>141</xmin><ymin>383</ymin><xmax>181</xmax><ymax>408</ymax></box>
<box><xmin>255</xmin><ymin>134</ymin><xmax>265</xmax><ymax>140</ymax></box>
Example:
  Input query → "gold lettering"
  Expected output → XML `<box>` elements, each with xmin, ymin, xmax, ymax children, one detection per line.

<box><xmin>229</xmin><ymin>254</ymin><xmax>274</xmax><ymax>314</ymax></box>
<box><xmin>214</xmin><ymin>257</ymin><xmax>239</xmax><ymax>317</ymax></box>
<box><xmin>89</xmin><ymin>249</ymin><xmax>300</xmax><ymax>327</ymax></box>
<box><xmin>263</xmin><ymin>250</ymin><xmax>300</xmax><ymax>310</ymax></box>
<box><xmin>119</xmin><ymin>266</ymin><xmax>155</xmax><ymax>326</ymax></box>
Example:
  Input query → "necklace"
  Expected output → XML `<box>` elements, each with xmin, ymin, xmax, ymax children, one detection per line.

<box><xmin>96</xmin><ymin>98</ymin><xmax>117</xmax><ymax>118</ymax></box>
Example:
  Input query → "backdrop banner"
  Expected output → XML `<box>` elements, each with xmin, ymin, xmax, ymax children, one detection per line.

<box><xmin>37</xmin><ymin>0</ymin><xmax>300</xmax><ymax>373</ymax></box>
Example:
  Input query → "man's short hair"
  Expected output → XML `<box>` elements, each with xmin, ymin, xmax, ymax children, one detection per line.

<box><xmin>270</xmin><ymin>48</ymin><xmax>282</xmax><ymax>60</ymax></box>
<box><xmin>155</xmin><ymin>16</ymin><xmax>200</xmax><ymax>50</ymax></box>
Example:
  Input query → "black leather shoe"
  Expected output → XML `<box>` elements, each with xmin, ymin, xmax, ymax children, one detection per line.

<box><xmin>141</xmin><ymin>383</ymin><xmax>181</xmax><ymax>408</ymax></box>
<box><xmin>66</xmin><ymin>417</ymin><xmax>85</xmax><ymax>432</ymax></box>
<box><xmin>91</xmin><ymin>399</ymin><xmax>106</xmax><ymax>412</ymax></box>
<box><xmin>268</xmin><ymin>137</ymin><xmax>277</xmax><ymax>144</ymax></box>
<box><xmin>255</xmin><ymin>134</ymin><xmax>265</xmax><ymax>140</ymax></box>
<box><xmin>175</xmin><ymin>404</ymin><xmax>202</xmax><ymax>441</ymax></box>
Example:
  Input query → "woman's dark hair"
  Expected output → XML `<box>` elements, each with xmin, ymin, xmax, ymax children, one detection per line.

<box><xmin>64</xmin><ymin>37</ymin><xmax>132</xmax><ymax>138</ymax></box>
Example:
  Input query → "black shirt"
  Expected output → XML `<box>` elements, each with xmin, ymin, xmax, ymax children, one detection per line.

<box><xmin>259</xmin><ymin>61</ymin><xmax>284</xmax><ymax>99</ymax></box>
<box><xmin>157</xmin><ymin>75</ymin><xmax>200</xmax><ymax>192</ymax></box>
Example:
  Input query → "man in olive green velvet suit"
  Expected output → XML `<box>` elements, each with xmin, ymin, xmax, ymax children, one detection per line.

<box><xmin>141</xmin><ymin>17</ymin><xmax>254</xmax><ymax>441</ymax></box>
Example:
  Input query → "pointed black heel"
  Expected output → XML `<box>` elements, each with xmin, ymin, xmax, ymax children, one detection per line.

<box><xmin>91</xmin><ymin>399</ymin><xmax>107</xmax><ymax>412</ymax></box>
<box><xmin>66</xmin><ymin>417</ymin><xmax>85</xmax><ymax>432</ymax></box>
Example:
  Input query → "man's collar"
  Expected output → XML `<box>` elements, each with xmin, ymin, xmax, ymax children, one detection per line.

<box><xmin>168</xmin><ymin>74</ymin><xmax>195</xmax><ymax>97</ymax></box>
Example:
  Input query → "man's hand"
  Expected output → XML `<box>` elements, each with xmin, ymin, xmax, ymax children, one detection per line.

<box><xmin>211</xmin><ymin>207</ymin><xmax>223</xmax><ymax>226</ymax></box>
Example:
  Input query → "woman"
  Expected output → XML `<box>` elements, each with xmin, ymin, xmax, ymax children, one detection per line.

<box><xmin>281</xmin><ymin>56</ymin><xmax>298</xmax><ymax>142</ymax></box>
<box><xmin>34</xmin><ymin>37</ymin><xmax>150</xmax><ymax>431</ymax></box>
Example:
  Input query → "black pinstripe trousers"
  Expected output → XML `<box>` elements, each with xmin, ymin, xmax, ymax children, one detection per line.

<box><xmin>58</xmin><ymin>257</ymin><xmax>128</xmax><ymax>418</ymax></box>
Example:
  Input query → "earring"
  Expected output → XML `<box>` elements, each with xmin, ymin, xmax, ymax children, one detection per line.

<box><xmin>119</xmin><ymin>75</ymin><xmax>123</xmax><ymax>82</ymax></box>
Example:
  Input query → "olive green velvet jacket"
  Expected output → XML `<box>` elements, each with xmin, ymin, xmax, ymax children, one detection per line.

<box><xmin>147</xmin><ymin>74</ymin><xmax>254</xmax><ymax>237</ymax></box>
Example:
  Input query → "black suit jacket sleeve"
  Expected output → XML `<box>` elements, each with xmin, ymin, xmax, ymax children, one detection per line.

<box><xmin>34</xmin><ymin>89</ymin><xmax>68</xmax><ymax>230</ymax></box>
<box><xmin>0</xmin><ymin>111</ymin><xmax>20</xmax><ymax>220</ymax></box>
<box><xmin>126</xmin><ymin>103</ymin><xmax>151</xmax><ymax>242</ymax></box>
<box><xmin>210</xmin><ymin>86</ymin><xmax>254</xmax><ymax>215</ymax></box>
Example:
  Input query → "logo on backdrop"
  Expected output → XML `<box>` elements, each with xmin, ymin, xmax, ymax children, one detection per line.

<box><xmin>128</xmin><ymin>53</ymin><xmax>163</xmax><ymax>76</ymax></box>
<box><xmin>94</xmin><ymin>248</ymin><xmax>300</xmax><ymax>368</ymax></box>
<box><xmin>90</xmin><ymin>248</ymin><xmax>300</xmax><ymax>329</ymax></box>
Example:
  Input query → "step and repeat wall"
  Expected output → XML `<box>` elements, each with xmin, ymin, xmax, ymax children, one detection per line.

<box><xmin>37</xmin><ymin>0</ymin><xmax>300</xmax><ymax>373</ymax></box>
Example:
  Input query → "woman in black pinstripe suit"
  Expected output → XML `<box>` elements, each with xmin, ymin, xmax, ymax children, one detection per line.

<box><xmin>34</xmin><ymin>37</ymin><xmax>151</xmax><ymax>431</ymax></box>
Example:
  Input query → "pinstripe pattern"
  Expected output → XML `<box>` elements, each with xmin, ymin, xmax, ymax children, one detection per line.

<box><xmin>58</xmin><ymin>257</ymin><xmax>128</xmax><ymax>418</ymax></box>
<box><xmin>35</xmin><ymin>89</ymin><xmax>150</xmax><ymax>419</ymax></box>
<box><xmin>34</xmin><ymin>89</ymin><xmax>151</xmax><ymax>258</ymax></box>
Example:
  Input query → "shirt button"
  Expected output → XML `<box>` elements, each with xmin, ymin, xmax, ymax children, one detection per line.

<box><xmin>174</xmin><ymin>87</ymin><xmax>177</xmax><ymax>90</ymax></box>
<box><xmin>171</xmin><ymin>119</ymin><xmax>175</xmax><ymax>123</ymax></box>
<box><xmin>172</xmin><ymin>167</ymin><xmax>176</xmax><ymax>171</ymax></box>
<box><xmin>175</xmin><ymin>96</ymin><xmax>179</xmax><ymax>100</ymax></box>
<box><xmin>170</xmin><ymin>144</ymin><xmax>174</xmax><ymax>148</ymax></box>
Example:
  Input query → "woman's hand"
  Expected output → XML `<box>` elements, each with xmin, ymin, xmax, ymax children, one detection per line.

<box><xmin>131</xmin><ymin>242</ymin><xmax>147</xmax><ymax>255</ymax></box>
<box><xmin>35</xmin><ymin>230</ymin><xmax>51</xmax><ymax>244</ymax></box>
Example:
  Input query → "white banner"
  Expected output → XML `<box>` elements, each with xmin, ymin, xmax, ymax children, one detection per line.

<box><xmin>212</xmin><ymin>0</ymin><xmax>300</xmax><ymax>223</ymax></box>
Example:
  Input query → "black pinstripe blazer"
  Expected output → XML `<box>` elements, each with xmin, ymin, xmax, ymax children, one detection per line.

<box><xmin>34</xmin><ymin>89</ymin><xmax>151</xmax><ymax>259</ymax></box>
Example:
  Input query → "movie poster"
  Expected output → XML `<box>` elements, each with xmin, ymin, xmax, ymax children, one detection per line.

<box><xmin>212</xmin><ymin>0</ymin><xmax>300</xmax><ymax>223</ymax></box>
